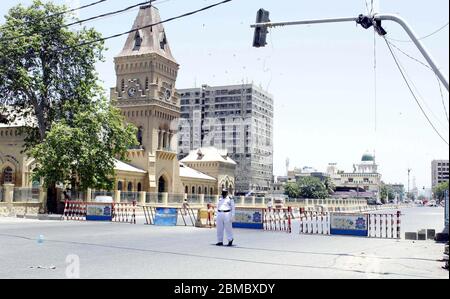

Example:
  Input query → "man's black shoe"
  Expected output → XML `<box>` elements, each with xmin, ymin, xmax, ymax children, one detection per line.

<box><xmin>227</xmin><ymin>239</ymin><xmax>234</xmax><ymax>247</ymax></box>
<box><xmin>216</xmin><ymin>242</ymin><xmax>224</xmax><ymax>246</ymax></box>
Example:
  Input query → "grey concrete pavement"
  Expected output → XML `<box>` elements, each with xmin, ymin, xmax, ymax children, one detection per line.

<box><xmin>0</xmin><ymin>207</ymin><xmax>447</xmax><ymax>279</ymax></box>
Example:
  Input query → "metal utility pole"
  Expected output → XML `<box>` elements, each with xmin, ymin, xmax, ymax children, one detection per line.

<box><xmin>407</xmin><ymin>168</ymin><xmax>412</xmax><ymax>199</ymax></box>
<box><xmin>251</xmin><ymin>9</ymin><xmax>449</xmax><ymax>91</ymax></box>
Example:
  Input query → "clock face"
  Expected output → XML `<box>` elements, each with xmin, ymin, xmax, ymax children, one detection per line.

<box><xmin>128</xmin><ymin>87</ymin><xmax>137</xmax><ymax>98</ymax></box>
<box><xmin>164</xmin><ymin>89</ymin><xmax>172</xmax><ymax>101</ymax></box>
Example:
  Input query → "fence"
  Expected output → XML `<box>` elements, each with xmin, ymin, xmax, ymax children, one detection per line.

<box><xmin>146</xmin><ymin>192</ymin><xmax>158</xmax><ymax>204</ymax></box>
<box><xmin>120</xmin><ymin>192</ymin><xmax>139</xmax><ymax>203</ymax></box>
<box><xmin>299</xmin><ymin>212</ymin><xmax>330</xmax><ymax>235</ymax></box>
<box><xmin>263</xmin><ymin>207</ymin><xmax>292</xmax><ymax>233</ymax></box>
<box><xmin>12</xmin><ymin>188</ymin><xmax>40</xmax><ymax>202</ymax></box>
<box><xmin>297</xmin><ymin>211</ymin><xmax>401</xmax><ymax>239</ymax></box>
<box><xmin>142</xmin><ymin>206</ymin><xmax>197</xmax><ymax>227</ymax></box>
<box><xmin>63</xmin><ymin>201</ymin><xmax>136</xmax><ymax>224</ymax></box>
<box><xmin>112</xmin><ymin>202</ymin><xmax>136</xmax><ymax>224</ymax></box>
<box><xmin>368</xmin><ymin>211</ymin><xmax>401</xmax><ymax>239</ymax></box>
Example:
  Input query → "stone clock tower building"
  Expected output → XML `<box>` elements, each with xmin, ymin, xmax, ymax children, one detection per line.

<box><xmin>110</xmin><ymin>4</ymin><xmax>183</xmax><ymax>194</ymax></box>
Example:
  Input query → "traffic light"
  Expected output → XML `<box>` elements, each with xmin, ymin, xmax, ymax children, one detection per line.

<box><xmin>253</xmin><ymin>9</ymin><xmax>270</xmax><ymax>48</ymax></box>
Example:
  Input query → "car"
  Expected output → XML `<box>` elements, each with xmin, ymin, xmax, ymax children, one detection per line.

<box><xmin>94</xmin><ymin>196</ymin><xmax>114</xmax><ymax>203</ymax></box>
<box><xmin>426</xmin><ymin>200</ymin><xmax>438</xmax><ymax>207</ymax></box>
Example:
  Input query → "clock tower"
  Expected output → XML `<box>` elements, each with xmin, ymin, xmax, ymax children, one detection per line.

<box><xmin>111</xmin><ymin>4</ymin><xmax>183</xmax><ymax>193</ymax></box>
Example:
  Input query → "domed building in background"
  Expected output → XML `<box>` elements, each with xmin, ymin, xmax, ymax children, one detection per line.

<box><xmin>355</xmin><ymin>151</ymin><xmax>378</xmax><ymax>174</ymax></box>
<box><xmin>327</xmin><ymin>151</ymin><xmax>382</xmax><ymax>201</ymax></box>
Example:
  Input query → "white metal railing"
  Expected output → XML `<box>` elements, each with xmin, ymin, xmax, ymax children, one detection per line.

<box><xmin>120</xmin><ymin>191</ymin><xmax>139</xmax><ymax>203</ymax></box>
<box><xmin>12</xmin><ymin>188</ymin><xmax>40</xmax><ymax>203</ymax></box>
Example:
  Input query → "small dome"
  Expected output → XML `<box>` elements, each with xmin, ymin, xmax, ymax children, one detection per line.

<box><xmin>362</xmin><ymin>152</ymin><xmax>375</xmax><ymax>162</ymax></box>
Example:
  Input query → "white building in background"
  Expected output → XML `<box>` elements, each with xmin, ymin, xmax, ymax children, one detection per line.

<box><xmin>327</xmin><ymin>152</ymin><xmax>382</xmax><ymax>200</ymax></box>
<box><xmin>177</xmin><ymin>84</ymin><xmax>274</xmax><ymax>195</ymax></box>
<box><xmin>432</xmin><ymin>160</ymin><xmax>449</xmax><ymax>188</ymax></box>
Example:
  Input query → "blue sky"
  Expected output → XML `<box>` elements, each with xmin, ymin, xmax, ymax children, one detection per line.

<box><xmin>1</xmin><ymin>0</ymin><xmax>449</xmax><ymax>189</ymax></box>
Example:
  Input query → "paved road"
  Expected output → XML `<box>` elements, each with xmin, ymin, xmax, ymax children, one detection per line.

<box><xmin>0</xmin><ymin>207</ymin><xmax>447</xmax><ymax>279</ymax></box>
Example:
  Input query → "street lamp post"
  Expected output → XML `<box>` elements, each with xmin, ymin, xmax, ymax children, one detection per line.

<box><xmin>251</xmin><ymin>14</ymin><xmax>449</xmax><ymax>91</ymax></box>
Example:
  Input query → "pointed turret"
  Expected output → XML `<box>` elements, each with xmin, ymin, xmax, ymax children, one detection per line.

<box><xmin>117</xmin><ymin>4</ymin><xmax>177</xmax><ymax>63</ymax></box>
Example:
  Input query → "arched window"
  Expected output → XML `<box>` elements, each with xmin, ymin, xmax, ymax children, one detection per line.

<box><xmin>204</xmin><ymin>187</ymin><xmax>208</xmax><ymax>195</ymax></box>
<box><xmin>3</xmin><ymin>167</ymin><xmax>13</xmax><ymax>183</ymax></box>
<box><xmin>158</xmin><ymin>176</ymin><xmax>167</xmax><ymax>193</ymax></box>
<box><xmin>137</xmin><ymin>183</ymin><xmax>142</xmax><ymax>192</ymax></box>
<box><xmin>128</xmin><ymin>182</ymin><xmax>133</xmax><ymax>192</ymax></box>
<box><xmin>118</xmin><ymin>181</ymin><xmax>123</xmax><ymax>191</ymax></box>
<box><xmin>198</xmin><ymin>187</ymin><xmax>202</xmax><ymax>195</ymax></box>
<box><xmin>137</xmin><ymin>127</ymin><xmax>143</xmax><ymax>146</ymax></box>
<box><xmin>192</xmin><ymin>186</ymin><xmax>196</xmax><ymax>194</ymax></box>
<box><xmin>185</xmin><ymin>186</ymin><xmax>189</xmax><ymax>194</ymax></box>
<box><xmin>210</xmin><ymin>188</ymin><xmax>214</xmax><ymax>195</ymax></box>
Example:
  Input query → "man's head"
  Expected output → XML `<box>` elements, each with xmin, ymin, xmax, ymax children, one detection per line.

<box><xmin>222</xmin><ymin>189</ymin><xmax>229</xmax><ymax>198</ymax></box>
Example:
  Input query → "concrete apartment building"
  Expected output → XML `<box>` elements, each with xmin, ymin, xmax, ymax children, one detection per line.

<box><xmin>432</xmin><ymin>160</ymin><xmax>449</xmax><ymax>188</ymax></box>
<box><xmin>177</xmin><ymin>84</ymin><xmax>274</xmax><ymax>195</ymax></box>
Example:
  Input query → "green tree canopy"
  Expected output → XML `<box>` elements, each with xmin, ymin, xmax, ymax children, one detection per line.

<box><xmin>0</xmin><ymin>1</ymin><xmax>138</xmax><ymax>194</ymax></box>
<box><xmin>285</xmin><ymin>176</ymin><xmax>331</xmax><ymax>199</ymax></box>
<box><xmin>284</xmin><ymin>182</ymin><xmax>301</xmax><ymax>199</ymax></box>
<box><xmin>434</xmin><ymin>181</ymin><xmax>449</xmax><ymax>201</ymax></box>
<box><xmin>30</xmin><ymin>98</ymin><xmax>137</xmax><ymax>192</ymax></box>
<box><xmin>0</xmin><ymin>0</ymin><xmax>105</xmax><ymax>146</ymax></box>
<box><xmin>380</xmin><ymin>185</ymin><xmax>396</xmax><ymax>203</ymax></box>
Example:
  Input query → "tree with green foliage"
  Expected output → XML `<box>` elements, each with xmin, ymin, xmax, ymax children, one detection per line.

<box><xmin>380</xmin><ymin>185</ymin><xmax>395</xmax><ymax>203</ymax></box>
<box><xmin>284</xmin><ymin>182</ymin><xmax>301</xmax><ymax>199</ymax></box>
<box><xmin>297</xmin><ymin>176</ymin><xmax>329</xmax><ymax>199</ymax></box>
<box><xmin>324</xmin><ymin>177</ymin><xmax>336</xmax><ymax>195</ymax></box>
<box><xmin>285</xmin><ymin>176</ymin><xmax>331</xmax><ymax>199</ymax></box>
<box><xmin>0</xmin><ymin>0</ymin><xmax>105</xmax><ymax>146</ymax></box>
<box><xmin>0</xmin><ymin>1</ymin><xmax>138</xmax><ymax>211</ymax></box>
<box><xmin>434</xmin><ymin>181</ymin><xmax>449</xmax><ymax>202</ymax></box>
<box><xmin>30</xmin><ymin>98</ymin><xmax>137</xmax><ymax>192</ymax></box>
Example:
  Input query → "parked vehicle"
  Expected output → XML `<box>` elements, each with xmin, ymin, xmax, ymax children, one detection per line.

<box><xmin>94</xmin><ymin>196</ymin><xmax>114</xmax><ymax>203</ymax></box>
<box><xmin>426</xmin><ymin>200</ymin><xmax>438</xmax><ymax>207</ymax></box>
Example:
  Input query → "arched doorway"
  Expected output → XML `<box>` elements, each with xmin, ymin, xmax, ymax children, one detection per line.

<box><xmin>158</xmin><ymin>176</ymin><xmax>167</xmax><ymax>193</ymax></box>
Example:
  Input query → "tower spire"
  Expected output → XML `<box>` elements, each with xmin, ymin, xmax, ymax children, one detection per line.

<box><xmin>117</xmin><ymin>4</ymin><xmax>177</xmax><ymax>63</ymax></box>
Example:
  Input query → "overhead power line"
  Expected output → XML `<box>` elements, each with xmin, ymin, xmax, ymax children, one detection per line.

<box><xmin>388</xmin><ymin>22</ymin><xmax>449</xmax><ymax>43</ymax></box>
<box><xmin>383</xmin><ymin>37</ymin><xmax>449</xmax><ymax>146</ymax></box>
<box><xmin>1</xmin><ymin>0</ymin><xmax>107</xmax><ymax>31</ymax></box>
<box><xmin>0</xmin><ymin>1</ymin><xmax>153</xmax><ymax>43</ymax></box>
<box><xmin>387</xmin><ymin>39</ymin><xmax>450</xmax><ymax>123</ymax></box>
<box><xmin>64</xmin><ymin>1</ymin><xmax>154</xmax><ymax>28</ymax></box>
<box><xmin>62</xmin><ymin>0</ymin><xmax>233</xmax><ymax>51</ymax></box>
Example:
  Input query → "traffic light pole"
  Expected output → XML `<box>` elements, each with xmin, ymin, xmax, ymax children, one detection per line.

<box><xmin>251</xmin><ymin>13</ymin><xmax>449</xmax><ymax>92</ymax></box>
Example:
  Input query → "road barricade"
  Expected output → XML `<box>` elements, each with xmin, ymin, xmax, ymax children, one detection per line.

<box><xmin>63</xmin><ymin>201</ymin><xmax>86</xmax><ymax>221</ymax></box>
<box><xmin>63</xmin><ymin>201</ymin><xmax>136</xmax><ymax>224</ymax></box>
<box><xmin>368</xmin><ymin>211</ymin><xmax>401</xmax><ymax>239</ymax></box>
<box><xmin>112</xmin><ymin>202</ymin><xmax>136</xmax><ymax>224</ymax></box>
<box><xmin>263</xmin><ymin>207</ymin><xmax>292</xmax><ymax>233</ymax></box>
<box><xmin>290</xmin><ymin>207</ymin><xmax>303</xmax><ymax>219</ymax></box>
<box><xmin>299</xmin><ymin>211</ymin><xmax>330</xmax><ymax>235</ymax></box>
<box><xmin>142</xmin><ymin>206</ymin><xmax>198</xmax><ymax>227</ymax></box>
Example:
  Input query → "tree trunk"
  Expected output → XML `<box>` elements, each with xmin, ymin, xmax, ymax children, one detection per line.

<box><xmin>46</xmin><ymin>184</ymin><xmax>57</xmax><ymax>214</ymax></box>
